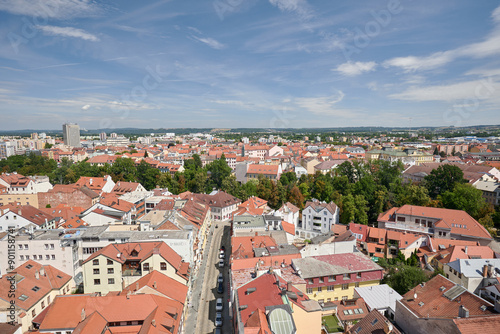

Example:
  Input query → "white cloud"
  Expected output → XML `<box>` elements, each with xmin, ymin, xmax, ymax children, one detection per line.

<box><xmin>335</xmin><ymin>61</ymin><xmax>376</xmax><ymax>76</ymax></box>
<box><xmin>389</xmin><ymin>78</ymin><xmax>500</xmax><ymax>102</ymax></box>
<box><xmin>269</xmin><ymin>0</ymin><xmax>313</xmax><ymax>19</ymax></box>
<box><xmin>0</xmin><ymin>0</ymin><xmax>99</xmax><ymax>19</ymax></box>
<box><xmin>36</xmin><ymin>25</ymin><xmax>99</xmax><ymax>42</ymax></box>
<box><xmin>383</xmin><ymin>51</ymin><xmax>454</xmax><ymax>72</ymax></box>
<box><xmin>81</xmin><ymin>104</ymin><xmax>91</xmax><ymax>110</ymax></box>
<box><xmin>294</xmin><ymin>91</ymin><xmax>358</xmax><ymax>117</ymax></box>
<box><xmin>191</xmin><ymin>36</ymin><xmax>225</xmax><ymax>50</ymax></box>
<box><xmin>209</xmin><ymin>99</ymin><xmax>245</xmax><ymax>105</ymax></box>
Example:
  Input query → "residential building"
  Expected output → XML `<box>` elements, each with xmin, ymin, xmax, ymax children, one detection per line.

<box><xmin>0</xmin><ymin>260</ymin><xmax>73</xmax><ymax>333</ymax></box>
<box><xmin>0</xmin><ymin>141</ymin><xmax>16</xmax><ymax>159</ymax></box>
<box><xmin>75</xmin><ymin>175</ymin><xmax>116</xmax><ymax>194</ymax></box>
<box><xmin>245</xmin><ymin>164</ymin><xmax>282</xmax><ymax>182</ymax></box>
<box><xmin>346</xmin><ymin>309</ymin><xmax>401</xmax><ymax>334</ymax></box>
<box><xmin>0</xmin><ymin>193</ymin><xmax>39</xmax><ymax>207</ymax></box>
<box><xmin>378</xmin><ymin>205</ymin><xmax>492</xmax><ymax>243</ymax></box>
<box><xmin>0</xmin><ymin>173</ymin><xmax>35</xmax><ymax>194</ymax></box>
<box><xmin>402</xmin><ymin>162</ymin><xmax>500</xmax><ymax>184</ymax></box>
<box><xmin>234</xmin><ymin>272</ymin><xmax>322</xmax><ymax>334</ymax></box>
<box><xmin>354</xmin><ymin>284</ymin><xmax>403</xmax><ymax>321</ymax></box>
<box><xmin>444</xmin><ymin>259</ymin><xmax>500</xmax><ymax>294</ymax></box>
<box><xmin>474</xmin><ymin>179</ymin><xmax>500</xmax><ymax>206</ymax></box>
<box><xmin>299</xmin><ymin>199</ymin><xmax>340</xmax><ymax>239</ymax></box>
<box><xmin>37</xmin><ymin>294</ymin><xmax>183</xmax><ymax>334</ymax></box>
<box><xmin>62</xmin><ymin>122</ymin><xmax>81</xmax><ymax>147</ymax></box>
<box><xmin>82</xmin><ymin>241</ymin><xmax>189</xmax><ymax>295</ymax></box>
<box><xmin>112</xmin><ymin>181</ymin><xmax>147</xmax><ymax>195</ymax></box>
<box><xmin>0</xmin><ymin>204</ymin><xmax>56</xmax><ymax>232</ymax></box>
<box><xmin>195</xmin><ymin>190</ymin><xmax>241</xmax><ymax>221</ymax></box>
<box><xmin>395</xmin><ymin>274</ymin><xmax>497</xmax><ymax>334</ymax></box>
<box><xmin>299</xmin><ymin>230</ymin><xmax>357</xmax><ymax>257</ymax></box>
<box><xmin>291</xmin><ymin>252</ymin><xmax>383</xmax><ymax>303</ymax></box>
<box><xmin>366</xmin><ymin>147</ymin><xmax>433</xmax><ymax>166</ymax></box>
<box><xmin>233</xmin><ymin>215</ymin><xmax>267</xmax><ymax>235</ymax></box>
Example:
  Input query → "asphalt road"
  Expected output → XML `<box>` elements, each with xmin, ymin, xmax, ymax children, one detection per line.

<box><xmin>196</xmin><ymin>221</ymin><xmax>232</xmax><ymax>334</ymax></box>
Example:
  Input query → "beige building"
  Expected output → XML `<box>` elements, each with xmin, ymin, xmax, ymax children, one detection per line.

<box><xmin>82</xmin><ymin>241</ymin><xmax>189</xmax><ymax>295</ymax></box>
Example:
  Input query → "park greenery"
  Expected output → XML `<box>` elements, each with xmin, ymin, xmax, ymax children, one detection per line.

<box><xmin>0</xmin><ymin>153</ymin><xmax>498</xmax><ymax>233</ymax></box>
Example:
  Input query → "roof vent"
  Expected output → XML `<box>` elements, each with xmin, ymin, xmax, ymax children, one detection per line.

<box><xmin>418</xmin><ymin>302</ymin><xmax>425</xmax><ymax>307</ymax></box>
<box><xmin>246</xmin><ymin>287</ymin><xmax>256</xmax><ymax>295</ymax></box>
<box><xmin>439</xmin><ymin>286</ymin><xmax>446</xmax><ymax>292</ymax></box>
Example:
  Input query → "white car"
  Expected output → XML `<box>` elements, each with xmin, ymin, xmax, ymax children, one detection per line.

<box><xmin>218</xmin><ymin>273</ymin><xmax>223</xmax><ymax>283</ymax></box>
<box><xmin>219</xmin><ymin>251</ymin><xmax>225</xmax><ymax>259</ymax></box>
<box><xmin>215</xmin><ymin>312</ymin><xmax>223</xmax><ymax>327</ymax></box>
<box><xmin>218</xmin><ymin>259</ymin><xmax>224</xmax><ymax>268</ymax></box>
<box><xmin>216</xmin><ymin>297</ymin><xmax>223</xmax><ymax>311</ymax></box>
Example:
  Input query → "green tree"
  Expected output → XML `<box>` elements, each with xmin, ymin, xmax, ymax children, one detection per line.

<box><xmin>424</xmin><ymin>164</ymin><xmax>467</xmax><ymax>198</ymax></box>
<box><xmin>336</xmin><ymin>161</ymin><xmax>355</xmax><ymax>183</ymax></box>
<box><xmin>383</xmin><ymin>266</ymin><xmax>429</xmax><ymax>295</ymax></box>
<box><xmin>439</xmin><ymin>183</ymin><xmax>488</xmax><ymax>219</ymax></box>
<box><xmin>206</xmin><ymin>155</ymin><xmax>231</xmax><ymax>189</ymax></box>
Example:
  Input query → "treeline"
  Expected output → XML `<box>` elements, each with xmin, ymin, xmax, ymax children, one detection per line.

<box><xmin>1</xmin><ymin>153</ymin><xmax>499</xmax><ymax>233</ymax></box>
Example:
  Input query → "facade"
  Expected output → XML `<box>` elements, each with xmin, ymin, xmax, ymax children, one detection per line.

<box><xmin>474</xmin><ymin>180</ymin><xmax>500</xmax><ymax>206</ymax></box>
<box><xmin>0</xmin><ymin>173</ymin><xmax>35</xmax><ymax>194</ymax></box>
<box><xmin>354</xmin><ymin>284</ymin><xmax>403</xmax><ymax>321</ymax></box>
<box><xmin>0</xmin><ymin>260</ymin><xmax>73</xmax><ymax>333</ymax></box>
<box><xmin>0</xmin><ymin>141</ymin><xmax>16</xmax><ymax>159</ymax></box>
<box><xmin>195</xmin><ymin>190</ymin><xmax>241</xmax><ymax>221</ymax></box>
<box><xmin>82</xmin><ymin>241</ymin><xmax>189</xmax><ymax>295</ymax></box>
<box><xmin>444</xmin><ymin>259</ymin><xmax>500</xmax><ymax>294</ymax></box>
<box><xmin>62</xmin><ymin>123</ymin><xmax>81</xmax><ymax>147</ymax></box>
<box><xmin>291</xmin><ymin>252</ymin><xmax>383</xmax><ymax>303</ymax></box>
<box><xmin>245</xmin><ymin>164</ymin><xmax>282</xmax><ymax>182</ymax></box>
<box><xmin>366</xmin><ymin>147</ymin><xmax>433</xmax><ymax>166</ymax></box>
<box><xmin>299</xmin><ymin>199</ymin><xmax>340</xmax><ymax>239</ymax></box>
<box><xmin>37</xmin><ymin>185</ymin><xmax>99</xmax><ymax>210</ymax></box>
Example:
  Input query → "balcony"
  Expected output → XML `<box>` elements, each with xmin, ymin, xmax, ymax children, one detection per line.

<box><xmin>385</xmin><ymin>221</ymin><xmax>433</xmax><ymax>235</ymax></box>
<box><xmin>122</xmin><ymin>268</ymin><xmax>142</xmax><ymax>276</ymax></box>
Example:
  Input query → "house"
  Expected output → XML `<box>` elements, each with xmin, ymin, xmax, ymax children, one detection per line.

<box><xmin>354</xmin><ymin>284</ymin><xmax>403</xmax><ymax>321</ymax></box>
<box><xmin>291</xmin><ymin>252</ymin><xmax>384</xmax><ymax>303</ymax></box>
<box><xmin>112</xmin><ymin>181</ymin><xmax>147</xmax><ymax>195</ymax></box>
<box><xmin>395</xmin><ymin>274</ymin><xmax>498</xmax><ymax>334</ymax></box>
<box><xmin>81</xmin><ymin>241</ymin><xmax>189</xmax><ymax>295</ymax></box>
<box><xmin>313</xmin><ymin>159</ymin><xmax>346</xmax><ymax>174</ymax></box>
<box><xmin>402</xmin><ymin>162</ymin><xmax>500</xmax><ymax>184</ymax></box>
<box><xmin>0</xmin><ymin>204</ymin><xmax>56</xmax><ymax>231</ymax></box>
<box><xmin>0</xmin><ymin>260</ymin><xmax>73</xmax><ymax>333</ymax></box>
<box><xmin>245</xmin><ymin>164</ymin><xmax>282</xmax><ymax>182</ymax></box>
<box><xmin>275</xmin><ymin>201</ymin><xmax>300</xmax><ymax>228</ymax></box>
<box><xmin>378</xmin><ymin>205</ymin><xmax>492</xmax><ymax>243</ymax></box>
<box><xmin>79</xmin><ymin>194</ymin><xmax>136</xmax><ymax>226</ymax></box>
<box><xmin>299</xmin><ymin>199</ymin><xmax>340</xmax><ymax>239</ymax></box>
<box><xmin>0</xmin><ymin>173</ymin><xmax>35</xmax><ymax>194</ymax></box>
<box><xmin>75</xmin><ymin>175</ymin><xmax>115</xmax><ymax>194</ymax></box>
<box><xmin>428</xmin><ymin>245</ymin><xmax>496</xmax><ymax>271</ymax></box>
<box><xmin>86</xmin><ymin>154</ymin><xmax>119</xmax><ymax>166</ymax></box>
<box><xmin>234</xmin><ymin>272</ymin><xmax>322</xmax><ymax>334</ymax></box>
<box><xmin>333</xmin><ymin>297</ymin><xmax>370</xmax><ymax>328</ymax></box>
<box><xmin>233</xmin><ymin>215</ymin><xmax>267</xmax><ymax>235</ymax></box>
<box><xmin>195</xmin><ymin>190</ymin><xmax>241</xmax><ymax>221</ymax></box>
<box><xmin>444</xmin><ymin>259</ymin><xmax>500</xmax><ymax>294</ymax></box>
<box><xmin>346</xmin><ymin>309</ymin><xmax>401</xmax><ymax>334</ymax></box>
<box><xmin>474</xmin><ymin>179</ymin><xmax>500</xmax><ymax>206</ymax></box>
<box><xmin>37</xmin><ymin>184</ymin><xmax>99</xmax><ymax>211</ymax></box>
<box><xmin>300</xmin><ymin>157</ymin><xmax>321</xmax><ymax>174</ymax></box>
<box><xmin>37</xmin><ymin>293</ymin><xmax>184</xmax><ymax>334</ymax></box>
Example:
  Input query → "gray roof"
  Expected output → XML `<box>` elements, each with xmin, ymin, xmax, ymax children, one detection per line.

<box><xmin>233</xmin><ymin>215</ymin><xmax>266</xmax><ymax>228</ymax></box>
<box><xmin>354</xmin><ymin>284</ymin><xmax>402</xmax><ymax>312</ymax></box>
<box><xmin>447</xmin><ymin>258</ymin><xmax>500</xmax><ymax>278</ymax></box>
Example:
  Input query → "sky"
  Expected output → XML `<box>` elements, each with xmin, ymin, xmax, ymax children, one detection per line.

<box><xmin>1</xmin><ymin>0</ymin><xmax>500</xmax><ymax>130</ymax></box>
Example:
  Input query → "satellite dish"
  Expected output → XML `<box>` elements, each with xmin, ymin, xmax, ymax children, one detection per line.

<box><xmin>414</xmin><ymin>293</ymin><xmax>417</xmax><ymax>299</ymax></box>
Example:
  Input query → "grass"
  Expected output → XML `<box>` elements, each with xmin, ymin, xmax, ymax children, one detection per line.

<box><xmin>322</xmin><ymin>315</ymin><xmax>343</xmax><ymax>333</ymax></box>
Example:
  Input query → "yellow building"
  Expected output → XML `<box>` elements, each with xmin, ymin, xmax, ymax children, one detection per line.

<box><xmin>82</xmin><ymin>241</ymin><xmax>189</xmax><ymax>295</ymax></box>
<box><xmin>292</xmin><ymin>253</ymin><xmax>383</xmax><ymax>303</ymax></box>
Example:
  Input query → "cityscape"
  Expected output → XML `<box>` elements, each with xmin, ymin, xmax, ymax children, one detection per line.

<box><xmin>1</xmin><ymin>1</ymin><xmax>500</xmax><ymax>334</ymax></box>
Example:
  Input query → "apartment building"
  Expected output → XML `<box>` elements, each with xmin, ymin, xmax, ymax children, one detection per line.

<box><xmin>299</xmin><ymin>199</ymin><xmax>340</xmax><ymax>239</ymax></box>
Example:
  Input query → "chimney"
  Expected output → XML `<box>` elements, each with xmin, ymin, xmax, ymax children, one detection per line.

<box><xmin>487</xmin><ymin>264</ymin><xmax>494</xmax><ymax>277</ymax></box>
<box><xmin>35</xmin><ymin>270</ymin><xmax>39</xmax><ymax>279</ymax></box>
<box><xmin>89</xmin><ymin>178</ymin><xmax>93</xmax><ymax>185</ymax></box>
<box><xmin>458</xmin><ymin>305</ymin><xmax>469</xmax><ymax>318</ymax></box>
<box><xmin>287</xmin><ymin>282</ymin><xmax>292</xmax><ymax>292</ymax></box>
<box><xmin>153</xmin><ymin>281</ymin><xmax>157</xmax><ymax>289</ymax></box>
<box><xmin>464</xmin><ymin>246</ymin><xmax>468</xmax><ymax>254</ymax></box>
<box><xmin>483</xmin><ymin>265</ymin><xmax>488</xmax><ymax>278</ymax></box>
<box><xmin>151</xmin><ymin>319</ymin><xmax>156</xmax><ymax>327</ymax></box>
<box><xmin>81</xmin><ymin>308</ymin><xmax>86</xmax><ymax>321</ymax></box>
<box><xmin>40</xmin><ymin>267</ymin><xmax>45</xmax><ymax>276</ymax></box>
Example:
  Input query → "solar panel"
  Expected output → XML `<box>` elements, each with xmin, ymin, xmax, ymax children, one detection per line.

<box><xmin>268</xmin><ymin>308</ymin><xmax>294</xmax><ymax>334</ymax></box>
<box><xmin>443</xmin><ymin>285</ymin><xmax>467</xmax><ymax>301</ymax></box>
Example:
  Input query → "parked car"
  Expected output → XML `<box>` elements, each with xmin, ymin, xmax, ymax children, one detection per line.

<box><xmin>217</xmin><ymin>282</ymin><xmax>224</xmax><ymax>294</ymax></box>
<box><xmin>215</xmin><ymin>312</ymin><xmax>223</xmax><ymax>327</ymax></box>
<box><xmin>220</xmin><ymin>245</ymin><xmax>225</xmax><ymax>252</ymax></box>
<box><xmin>219</xmin><ymin>251</ymin><xmax>225</xmax><ymax>259</ymax></box>
<box><xmin>216</xmin><ymin>297</ymin><xmax>223</xmax><ymax>311</ymax></box>
<box><xmin>218</xmin><ymin>273</ymin><xmax>223</xmax><ymax>283</ymax></box>
<box><xmin>218</xmin><ymin>259</ymin><xmax>224</xmax><ymax>268</ymax></box>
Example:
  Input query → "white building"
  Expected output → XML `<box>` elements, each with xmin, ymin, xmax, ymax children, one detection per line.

<box><xmin>298</xmin><ymin>200</ymin><xmax>340</xmax><ymax>239</ymax></box>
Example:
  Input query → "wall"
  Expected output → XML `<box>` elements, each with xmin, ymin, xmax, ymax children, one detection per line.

<box><xmin>83</xmin><ymin>255</ymin><xmax>122</xmax><ymax>295</ymax></box>
<box><xmin>38</xmin><ymin>190</ymin><xmax>94</xmax><ymax>210</ymax></box>
<box><xmin>0</xmin><ymin>194</ymin><xmax>39</xmax><ymax>208</ymax></box>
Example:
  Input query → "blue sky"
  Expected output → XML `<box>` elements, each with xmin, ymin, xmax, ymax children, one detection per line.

<box><xmin>1</xmin><ymin>0</ymin><xmax>500</xmax><ymax>130</ymax></box>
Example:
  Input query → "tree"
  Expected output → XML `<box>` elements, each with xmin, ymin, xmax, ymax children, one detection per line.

<box><xmin>383</xmin><ymin>266</ymin><xmax>429</xmax><ymax>295</ymax></box>
<box><xmin>440</xmin><ymin>183</ymin><xmax>488</xmax><ymax>219</ymax></box>
<box><xmin>336</xmin><ymin>161</ymin><xmax>355</xmax><ymax>183</ymax></box>
<box><xmin>288</xmin><ymin>185</ymin><xmax>305</xmax><ymax>209</ymax></box>
<box><xmin>206</xmin><ymin>155</ymin><xmax>231</xmax><ymax>190</ymax></box>
<box><xmin>44</xmin><ymin>142</ymin><xmax>53</xmax><ymax>149</ymax></box>
<box><xmin>424</xmin><ymin>164</ymin><xmax>467</xmax><ymax>198</ymax></box>
<box><xmin>395</xmin><ymin>184</ymin><xmax>431</xmax><ymax>207</ymax></box>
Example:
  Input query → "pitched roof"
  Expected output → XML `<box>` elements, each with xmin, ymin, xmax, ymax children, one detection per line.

<box><xmin>3</xmin><ymin>204</ymin><xmax>56</xmax><ymax>226</ymax></box>
<box><xmin>232</xmin><ymin>236</ymin><xmax>278</xmax><ymax>260</ymax></box>
<box><xmin>0</xmin><ymin>260</ymin><xmax>71</xmax><ymax>311</ymax></box>
<box><xmin>247</xmin><ymin>164</ymin><xmax>280</xmax><ymax>175</ymax></box>
<box><xmin>281</xmin><ymin>221</ymin><xmax>295</xmax><ymax>236</ymax></box>
<box><xmin>112</xmin><ymin>181</ymin><xmax>143</xmax><ymax>195</ymax></box>
<box><xmin>400</xmin><ymin>274</ymin><xmax>495</xmax><ymax>319</ymax></box>
<box><xmin>304</xmin><ymin>199</ymin><xmax>338</xmax><ymax>215</ymax></box>
<box><xmin>347</xmin><ymin>309</ymin><xmax>401</xmax><ymax>334</ymax></box>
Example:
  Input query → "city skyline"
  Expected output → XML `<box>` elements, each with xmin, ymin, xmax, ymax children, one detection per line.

<box><xmin>1</xmin><ymin>1</ymin><xmax>500</xmax><ymax>130</ymax></box>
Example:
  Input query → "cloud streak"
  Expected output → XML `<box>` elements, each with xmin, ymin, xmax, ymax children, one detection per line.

<box><xmin>36</xmin><ymin>25</ymin><xmax>100</xmax><ymax>41</ymax></box>
<box><xmin>335</xmin><ymin>61</ymin><xmax>377</xmax><ymax>76</ymax></box>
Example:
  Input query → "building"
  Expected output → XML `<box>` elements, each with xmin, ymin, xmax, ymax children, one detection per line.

<box><xmin>346</xmin><ymin>309</ymin><xmax>401</xmax><ymax>334</ymax></box>
<box><xmin>62</xmin><ymin>123</ymin><xmax>81</xmax><ymax>147</ymax></box>
<box><xmin>378</xmin><ymin>205</ymin><xmax>492</xmax><ymax>243</ymax></box>
<box><xmin>37</xmin><ymin>294</ymin><xmax>184</xmax><ymax>334</ymax></box>
<box><xmin>0</xmin><ymin>204</ymin><xmax>56</xmax><ymax>232</ymax></box>
<box><xmin>444</xmin><ymin>259</ymin><xmax>500</xmax><ymax>294</ymax></box>
<box><xmin>234</xmin><ymin>272</ymin><xmax>322</xmax><ymax>334</ymax></box>
<box><xmin>394</xmin><ymin>274</ymin><xmax>498</xmax><ymax>334</ymax></box>
<box><xmin>366</xmin><ymin>147</ymin><xmax>433</xmax><ymax>166</ymax></box>
<box><xmin>0</xmin><ymin>173</ymin><xmax>35</xmax><ymax>194</ymax></box>
<box><xmin>245</xmin><ymin>164</ymin><xmax>282</xmax><ymax>182</ymax></box>
<box><xmin>291</xmin><ymin>252</ymin><xmax>383</xmax><ymax>303</ymax></box>
<box><xmin>82</xmin><ymin>241</ymin><xmax>189</xmax><ymax>295</ymax></box>
<box><xmin>0</xmin><ymin>141</ymin><xmax>16</xmax><ymax>159</ymax></box>
<box><xmin>474</xmin><ymin>179</ymin><xmax>500</xmax><ymax>206</ymax></box>
<box><xmin>37</xmin><ymin>184</ymin><xmax>99</xmax><ymax>211</ymax></box>
<box><xmin>298</xmin><ymin>199</ymin><xmax>340</xmax><ymax>239</ymax></box>
<box><xmin>195</xmin><ymin>190</ymin><xmax>241</xmax><ymax>221</ymax></box>
<box><xmin>0</xmin><ymin>260</ymin><xmax>73</xmax><ymax>333</ymax></box>
<box><xmin>75</xmin><ymin>175</ymin><xmax>116</xmax><ymax>194</ymax></box>
<box><xmin>354</xmin><ymin>284</ymin><xmax>403</xmax><ymax>321</ymax></box>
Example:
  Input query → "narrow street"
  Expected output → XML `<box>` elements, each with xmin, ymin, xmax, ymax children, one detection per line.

<box><xmin>185</xmin><ymin>220</ymin><xmax>232</xmax><ymax>334</ymax></box>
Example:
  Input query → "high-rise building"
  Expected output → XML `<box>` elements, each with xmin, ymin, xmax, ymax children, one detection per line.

<box><xmin>62</xmin><ymin>123</ymin><xmax>81</xmax><ymax>147</ymax></box>
<box><xmin>99</xmin><ymin>132</ymin><xmax>107</xmax><ymax>141</ymax></box>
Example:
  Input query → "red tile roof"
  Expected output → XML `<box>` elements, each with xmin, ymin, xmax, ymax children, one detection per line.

<box><xmin>247</xmin><ymin>164</ymin><xmax>280</xmax><ymax>175</ymax></box>
<box><xmin>282</xmin><ymin>221</ymin><xmax>295</xmax><ymax>235</ymax></box>
<box><xmin>232</xmin><ymin>236</ymin><xmax>277</xmax><ymax>259</ymax></box>
<box><xmin>120</xmin><ymin>270</ymin><xmax>187</xmax><ymax>304</ymax></box>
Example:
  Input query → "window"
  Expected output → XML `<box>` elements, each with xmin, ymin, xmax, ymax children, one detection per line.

<box><xmin>108</xmin><ymin>268</ymin><xmax>114</xmax><ymax>274</ymax></box>
<box><xmin>342</xmin><ymin>284</ymin><xmax>349</xmax><ymax>290</ymax></box>
<box><xmin>94</xmin><ymin>279</ymin><xmax>101</xmax><ymax>285</ymax></box>
<box><xmin>46</xmin><ymin>255</ymin><xmax>50</xmax><ymax>260</ymax></box>
<box><xmin>108</xmin><ymin>278</ymin><xmax>115</xmax><ymax>284</ymax></box>
<box><xmin>317</xmin><ymin>287</ymin><xmax>322</xmax><ymax>292</ymax></box>
<box><xmin>38</xmin><ymin>255</ymin><xmax>42</xmax><ymax>260</ymax></box>
<box><xmin>318</xmin><ymin>299</ymin><xmax>324</xmax><ymax>304</ymax></box>
<box><xmin>327</xmin><ymin>285</ymin><xmax>334</xmax><ymax>291</ymax></box>
<box><xmin>397</xmin><ymin>216</ymin><xmax>406</xmax><ymax>222</ymax></box>
<box><xmin>32</xmin><ymin>286</ymin><xmax>40</xmax><ymax>292</ymax></box>
<box><xmin>160</xmin><ymin>262</ymin><xmax>167</xmax><ymax>270</ymax></box>
<box><xmin>93</xmin><ymin>259</ymin><xmax>99</xmax><ymax>265</ymax></box>
<box><xmin>32</xmin><ymin>309</ymin><xmax>36</xmax><ymax>317</ymax></box>
<box><xmin>20</xmin><ymin>255</ymin><xmax>24</xmax><ymax>261</ymax></box>
<box><xmin>319</xmin><ymin>277</ymin><xmax>324</xmax><ymax>283</ymax></box>
<box><xmin>44</xmin><ymin>244</ymin><xmax>49</xmax><ymax>250</ymax></box>
<box><xmin>306</xmin><ymin>288</ymin><xmax>313</xmax><ymax>294</ymax></box>
<box><xmin>41</xmin><ymin>301</ymin><xmax>45</xmax><ymax>308</ymax></box>
<box><xmin>18</xmin><ymin>244</ymin><xmax>23</xmax><ymax>250</ymax></box>
<box><xmin>355</xmin><ymin>282</ymin><xmax>359</xmax><ymax>288</ymax></box>
<box><xmin>24</xmin><ymin>244</ymin><xmax>29</xmax><ymax>250</ymax></box>
<box><xmin>357</xmin><ymin>272</ymin><xmax>361</xmax><ymax>278</ymax></box>
<box><xmin>93</xmin><ymin>269</ymin><xmax>100</xmax><ymax>274</ymax></box>
<box><xmin>342</xmin><ymin>296</ymin><xmax>348</xmax><ymax>301</ymax></box>
<box><xmin>107</xmin><ymin>259</ymin><xmax>113</xmax><ymax>265</ymax></box>
<box><xmin>328</xmin><ymin>275</ymin><xmax>335</xmax><ymax>282</ymax></box>
<box><xmin>26</xmin><ymin>255</ymin><xmax>30</xmax><ymax>260</ymax></box>
<box><xmin>308</xmin><ymin>279</ymin><xmax>314</xmax><ymax>284</ymax></box>
<box><xmin>51</xmin><ymin>255</ymin><xmax>55</xmax><ymax>260</ymax></box>
<box><xmin>343</xmin><ymin>273</ymin><xmax>349</xmax><ymax>280</ymax></box>
<box><xmin>50</xmin><ymin>244</ymin><xmax>54</xmax><ymax>249</ymax></box>
<box><xmin>143</xmin><ymin>263</ymin><xmax>150</xmax><ymax>271</ymax></box>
